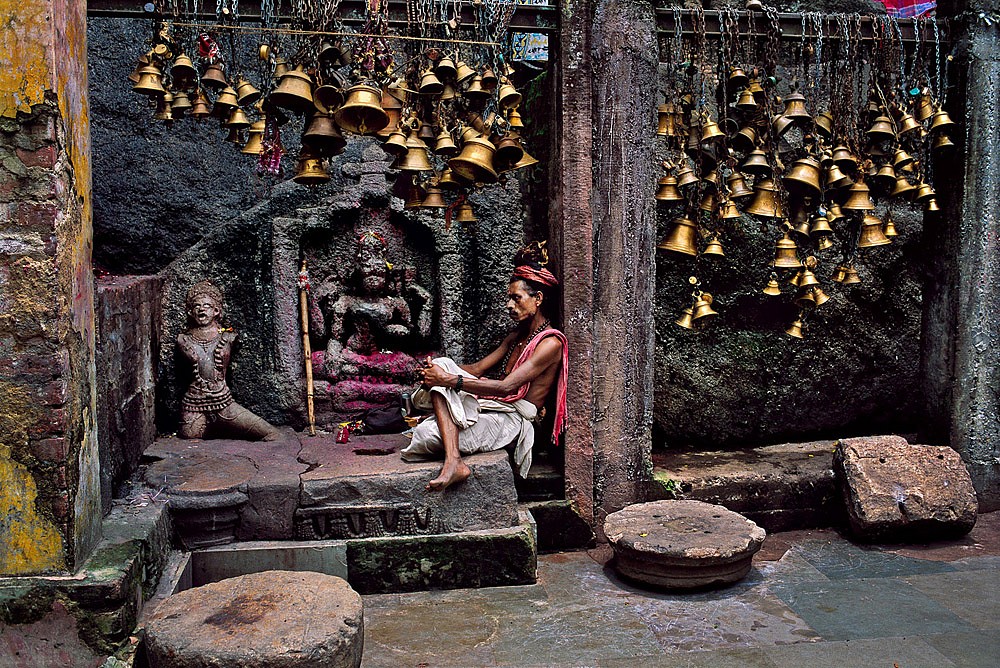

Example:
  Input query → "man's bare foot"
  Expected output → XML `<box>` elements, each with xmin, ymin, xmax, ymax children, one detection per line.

<box><xmin>427</xmin><ymin>458</ymin><xmax>471</xmax><ymax>491</ymax></box>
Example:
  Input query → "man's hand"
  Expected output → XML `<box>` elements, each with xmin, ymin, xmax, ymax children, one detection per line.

<box><xmin>420</xmin><ymin>358</ymin><xmax>455</xmax><ymax>388</ymax></box>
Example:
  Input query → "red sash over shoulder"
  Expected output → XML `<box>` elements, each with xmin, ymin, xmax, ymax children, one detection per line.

<box><xmin>492</xmin><ymin>328</ymin><xmax>568</xmax><ymax>445</ymax></box>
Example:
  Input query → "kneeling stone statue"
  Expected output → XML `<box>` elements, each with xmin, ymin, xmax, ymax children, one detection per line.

<box><xmin>177</xmin><ymin>280</ymin><xmax>280</xmax><ymax>441</ymax></box>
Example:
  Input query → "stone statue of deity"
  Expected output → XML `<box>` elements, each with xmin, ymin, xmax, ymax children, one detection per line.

<box><xmin>177</xmin><ymin>280</ymin><xmax>281</xmax><ymax>441</ymax></box>
<box><xmin>316</xmin><ymin>231</ymin><xmax>433</xmax><ymax>414</ymax></box>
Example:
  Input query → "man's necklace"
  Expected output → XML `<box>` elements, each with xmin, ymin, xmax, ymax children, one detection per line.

<box><xmin>498</xmin><ymin>319</ymin><xmax>551</xmax><ymax>378</ymax></box>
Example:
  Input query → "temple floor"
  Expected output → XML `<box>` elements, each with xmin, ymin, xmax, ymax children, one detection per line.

<box><xmin>359</xmin><ymin>511</ymin><xmax>1000</xmax><ymax>667</ymax></box>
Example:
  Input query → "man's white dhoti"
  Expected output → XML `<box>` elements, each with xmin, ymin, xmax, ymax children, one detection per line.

<box><xmin>399</xmin><ymin>357</ymin><xmax>538</xmax><ymax>477</ymax></box>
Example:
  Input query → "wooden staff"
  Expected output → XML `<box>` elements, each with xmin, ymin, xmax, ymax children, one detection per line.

<box><xmin>298</xmin><ymin>259</ymin><xmax>316</xmax><ymax>436</ymax></box>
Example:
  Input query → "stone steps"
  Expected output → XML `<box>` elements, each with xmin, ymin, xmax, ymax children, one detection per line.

<box><xmin>652</xmin><ymin>440</ymin><xmax>844</xmax><ymax>532</ymax></box>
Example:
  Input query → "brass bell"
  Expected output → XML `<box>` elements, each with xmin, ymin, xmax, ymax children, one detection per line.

<box><xmin>314</xmin><ymin>85</ymin><xmax>345</xmax><ymax>115</ymax></box>
<box><xmin>223</xmin><ymin>127</ymin><xmax>241</xmax><ymax>144</ymax></box>
<box><xmin>464</xmin><ymin>75</ymin><xmax>490</xmax><ymax>100</ymax></box>
<box><xmin>241</xmin><ymin>119</ymin><xmax>265</xmax><ymax>155</ymax></box>
<box><xmin>772</xmin><ymin>233</ymin><xmax>802</xmax><ymax>268</ymax></box>
<box><xmin>914</xmin><ymin>182</ymin><xmax>936</xmax><ymax>203</ymax></box>
<box><xmin>455</xmin><ymin>201</ymin><xmax>477</xmax><ymax>223</ymax></box>
<box><xmin>498</xmin><ymin>80</ymin><xmax>522</xmax><ymax>109</ymax></box>
<box><xmin>858</xmin><ymin>213</ymin><xmax>891</xmax><ymax>248</ymax></box>
<box><xmin>335</xmin><ymin>84</ymin><xmax>389</xmax><ymax>135</ymax></box>
<box><xmin>201</xmin><ymin>62</ymin><xmax>228</xmax><ymax>89</ymax></box>
<box><xmin>654</xmin><ymin>175</ymin><xmax>684</xmax><ymax>202</ymax></box>
<box><xmin>795</xmin><ymin>290</ymin><xmax>816</xmax><ymax>308</ymax></box>
<box><xmin>893</xmin><ymin>149</ymin><xmax>915</xmax><ymax>170</ymax></box>
<box><xmin>235</xmin><ymin>78</ymin><xmax>262</xmax><ymax>107</ymax></box>
<box><xmin>701</xmin><ymin>118</ymin><xmax>726</xmax><ymax>143</ymax></box>
<box><xmin>884</xmin><ymin>217</ymin><xmax>899</xmax><ymax>237</ymax></box>
<box><xmin>727</xmin><ymin>172</ymin><xmax>754</xmax><ymax>199</ymax></box>
<box><xmin>814</xmin><ymin>112</ymin><xmax>834</xmax><ymax>139</ymax></box>
<box><xmin>318</xmin><ymin>40</ymin><xmax>342</xmax><ymax>63</ymax></box>
<box><xmin>815</xmin><ymin>235</ymin><xmax>834</xmax><ymax>251</ymax></box>
<box><xmin>273</xmin><ymin>58</ymin><xmax>290</xmax><ymax>79</ymax></box>
<box><xmin>508</xmin><ymin>106</ymin><xmax>525</xmax><ymax>129</ymax></box>
<box><xmin>128</xmin><ymin>55</ymin><xmax>149</xmax><ymax>84</ymax></box>
<box><xmin>771</xmin><ymin>114</ymin><xmax>795</xmax><ymax>138</ymax></box>
<box><xmin>494</xmin><ymin>133</ymin><xmax>525</xmax><ymax>168</ymax></box>
<box><xmin>419</xmin><ymin>69</ymin><xmax>444</xmax><ymax>96</ymax></box>
<box><xmin>826</xmin><ymin>203</ymin><xmax>844</xmax><ymax>223</ymax></box>
<box><xmin>302</xmin><ymin>113</ymin><xmax>347</xmax><ymax>156</ymax></box>
<box><xmin>404</xmin><ymin>183</ymin><xmax>426</xmax><ymax>209</ymax></box>
<box><xmin>719</xmin><ymin>198</ymin><xmax>742</xmax><ymax>219</ymax></box>
<box><xmin>810</xmin><ymin>214</ymin><xmax>833</xmax><ymax>239</ymax></box>
<box><xmin>842</xmin><ymin>179</ymin><xmax>875</xmax><ymax>211</ymax></box>
<box><xmin>225</xmin><ymin>107</ymin><xmax>251</xmax><ymax>130</ymax></box>
<box><xmin>735</xmin><ymin>89</ymin><xmax>757</xmax><ymax>112</ymax></box>
<box><xmin>417</xmin><ymin>122</ymin><xmax>437</xmax><ymax>141</ymax></box>
<box><xmin>702</xmin><ymin>169</ymin><xmax>720</xmax><ymax>191</ymax></box>
<box><xmin>897</xmin><ymin>112</ymin><xmax>922</xmax><ymax>136</ymax></box>
<box><xmin>212</xmin><ymin>86</ymin><xmax>239</xmax><ymax>117</ymax></box>
<box><xmin>703</xmin><ymin>237</ymin><xmax>725</xmax><ymax>257</ymax></box>
<box><xmin>741</xmin><ymin>150</ymin><xmax>772</xmax><ymax>176</ymax></box>
<box><xmin>293</xmin><ymin>150</ymin><xmax>330</xmax><ymax>186</ymax></box>
<box><xmin>190</xmin><ymin>89</ymin><xmax>212</xmax><ymax>119</ymax></box>
<box><xmin>699</xmin><ymin>192</ymin><xmax>717</xmax><ymax>213</ymax></box>
<box><xmin>422</xmin><ymin>184</ymin><xmax>447</xmax><ymax>209</ymax></box>
<box><xmin>933</xmin><ymin>134</ymin><xmax>956</xmax><ymax>154</ymax></box>
<box><xmin>440</xmin><ymin>84</ymin><xmax>458</xmax><ymax>101</ymax></box>
<box><xmin>929</xmin><ymin>109</ymin><xmax>956</xmax><ymax>133</ymax></box>
<box><xmin>691</xmin><ymin>293</ymin><xmax>718</xmax><ymax>321</ymax></box>
<box><xmin>436</xmin><ymin>54</ymin><xmax>457</xmax><ymax>79</ymax></box>
<box><xmin>831</xmin><ymin>265</ymin><xmax>848</xmax><ymax>283</ymax></box>
<box><xmin>747</xmin><ymin>78</ymin><xmax>765</xmax><ymax>99</ymax></box>
<box><xmin>913</xmin><ymin>93</ymin><xmax>935</xmax><ymax>121</ymax></box>
<box><xmin>481</xmin><ymin>67</ymin><xmax>499</xmax><ymax>90</ymax></box>
<box><xmin>656</xmin><ymin>104</ymin><xmax>672</xmax><ymax>137</ymax></box>
<box><xmin>826</xmin><ymin>164</ymin><xmax>853</xmax><ymax>190</ymax></box>
<box><xmin>383</xmin><ymin>129</ymin><xmax>409</xmax><ymax>158</ymax></box>
<box><xmin>675</xmin><ymin>165</ymin><xmax>699</xmax><ymax>187</ymax></box>
<box><xmin>831</xmin><ymin>145</ymin><xmax>858</xmax><ymax>170</ymax></box>
<box><xmin>449</xmin><ymin>135</ymin><xmax>499</xmax><ymax>183</ymax></box>
<box><xmin>435</xmin><ymin>129</ymin><xmax>459</xmax><ymax>157</ymax></box>
<box><xmin>791</xmin><ymin>208</ymin><xmax>812</xmax><ymax>237</ymax></box>
<box><xmin>746</xmin><ymin>178</ymin><xmax>784</xmax><ymax>219</ymax></box>
<box><xmin>153</xmin><ymin>93</ymin><xmax>173</xmax><ymax>122</ymax></box>
<box><xmin>270</xmin><ymin>65</ymin><xmax>314</xmax><ymax>113</ymax></box>
<box><xmin>746</xmin><ymin>0</ymin><xmax>764</xmax><ymax>10</ymax></box>
<box><xmin>782</xmin><ymin>92</ymin><xmax>811</xmax><ymax>121</ymax></box>
<box><xmin>926</xmin><ymin>198</ymin><xmax>941</xmax><ymax>212</ymax></box>
<box><xmin>783</xmin><ymin>157</ymin><xmax>823</xmax><ymax>194</ymax></box>
<box><xmin>872</xmin><ymin>163</ymin><xmax>897</xmax><ymax>191</ymax></box>
<box><xmin>784</xmin><ymin>318</ymin><xmax>805</xmax><ymax>339</ymax></box>
<box><xmin>763</xmin><ymin>275</ymin><xmax>782</xmax><ymax>296</ymax></box>
<box><xmin>455</xmin><ymin>60</ymin><xmax>476</xmax><ymax>84</ymax></box>
<box><xmin>171</xmin><ymin>91</ymin><xmax>193</xmax><ymax>115</ymax></box>
<box><xmin>675</xmin><ymin>306</ymin><xmax>696</xmax><ymax>330</ymax></box>
<box><xmin>867</xmin><ymin>115</ymin><xmax>896</xmax><ymax>142</ymax></box>
<box><xmin>439</xmin><ymin>168</ymin><xmax>468</xmax><ymax>190</ymax></box>
<box><xmin>394</xmin><ymin>134</ymin><xmax>434</xmax><ymax>172</ymax></box>
<box><xmin>731</xmin><ymin>126</ymin><xmax>757</xmax><ymax>154</ymax></box>
<box><xmin>891</xmin><ymin>175</ymin><xmax>917</xmax><ymax>199</ymax></box>
<box><xmin>133</xmin><ymin>64</ymin><xmax>166</xmax><ymax>96</ymax></box>
<box><xmin>658</xmin><ymin>216</ymin><xmax>698</xmax><ymax>256</ymax></box>
<box><xmin>728</xmin><ymin>67</ymin><xmax>750</xmax><ymax>90</ymax></box>
<box><xmin>842</xmin><ymin>266</ymin><xmax>861</xmax><ymax>285</ymax></box>
<box><xmin>798</xmin><ymin>268</ymin><xmax>821</xmax><ymax>288</ymax></box>
<box><xmin>171</xmin><ymin>53</ymin><xmax>198</xmax><ymax>85</ymax></box>
<box><xmin>513</xmin><ymin>148</ymin><xmax>540</xmax><ymax>171</ymax></box>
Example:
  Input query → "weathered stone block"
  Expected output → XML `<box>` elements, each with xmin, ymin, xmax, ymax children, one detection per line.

<box><xmin>522</xmin><ymin>499</ymin><xmax>595</xmax><ymax>552</ymax></box>
<box><xmin>298</xmin><ymin>436</ymin><xmax>519</xmax><ymax>537</ymax></box>
<box><xmin>834</xmin><ymin>435</ymin><xmax>978</xmax><ymax>541</ymax></box>
<box><xmin>346</xmin><ymin>512</ymin><xmax>537</xmax><ymax>594</ymax></box>
<box><xmin>604</xmin><ymin>500</ymin><xmax>766</xmax><ymax>590</ymax></box>
<box><xmin>144</xmin><ymin>571</ymin><xmax>364</xmax><ymax>668</ymax></box>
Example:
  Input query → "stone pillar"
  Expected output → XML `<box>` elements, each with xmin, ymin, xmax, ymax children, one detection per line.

<box><xmin>589</xmin><ymin>0</ymin><xmax>658</xmax><ymax>524</ymax></box>
<box><xmin>551</xmin><ymin>0</ymin><xmax>596</xmax><ymax>525</ymax></box>
<box><xmin>0</xmin><ymin>0</ymin><xmax>99</xmax><ymax>574</ymax></box>
<box><xmin>923</xmin><ymin>5</ymin><xmax>1000</xmax><ymax>510</ymax></box>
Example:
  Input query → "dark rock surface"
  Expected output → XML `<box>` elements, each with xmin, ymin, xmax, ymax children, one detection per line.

<box><xmin>144</xmin><ymin>570</ymin><xmax>364</xmax><ymax>668</ymax></box>
<box><xmin>604</xmin><ymin>499</ymin><xmax>766</xmax><ymax>589</ymax></box>
<box><xmin>522</xmin><ymin>499</ymin><xmax>596</xmax><ymax>551</ymax></box>
<box><xmin>834</xmin><ymin>435</ymin><xmax>978</xmax><ymax>541</ymax></box>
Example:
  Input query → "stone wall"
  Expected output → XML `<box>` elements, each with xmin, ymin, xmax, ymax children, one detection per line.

<box><xmin>96</xmin><ymin>275</ymin><xmax>163</xmax><ymax>513</ymax></box>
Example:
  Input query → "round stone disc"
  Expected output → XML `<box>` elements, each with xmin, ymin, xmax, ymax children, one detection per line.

<box><xmin>604</xmin><ymin>500</ymin><xmax>766</xmax><ymax>590</ymax></box>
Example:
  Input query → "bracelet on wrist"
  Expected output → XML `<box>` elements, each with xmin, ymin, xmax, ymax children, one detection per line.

<box><xmin>454</xmin><ymin>375</ymin><xmax>464</xmax><ymax>392</ymax></box>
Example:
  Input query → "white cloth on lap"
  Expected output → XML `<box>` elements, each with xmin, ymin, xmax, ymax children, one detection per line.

<box><xmin>400</xmin><ymin>357</ymin><xmax>538</xmax><ymax>477</ymax></box>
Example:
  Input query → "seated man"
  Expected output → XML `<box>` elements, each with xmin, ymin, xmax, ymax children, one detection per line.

<box><xmin>400</xmin><ymin>243</ymin><xmax>568</xmax><ymax>490</ymax></box>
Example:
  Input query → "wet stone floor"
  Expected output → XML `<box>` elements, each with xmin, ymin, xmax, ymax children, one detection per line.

<box><xmin>360</xmin><ymin>512</ymin><xmax>1000</xmax><ymax>667</ymax></box>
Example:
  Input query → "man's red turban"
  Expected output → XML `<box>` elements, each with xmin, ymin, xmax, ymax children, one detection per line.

<box><xmin>512</xmin><ymin>265</ymin><xmax>559</xmax><ymax>287</ymax></box>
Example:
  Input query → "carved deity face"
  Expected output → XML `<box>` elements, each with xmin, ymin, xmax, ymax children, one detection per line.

<box><xmin>358</xmin><ymin>245</ymin><xmax>388</xmax><ymax>294</ymax></box>
<box><xmin>506</xmin><ymin>280</ymin><xmax>541</xmax><ymax>324</ymax></box>
<box><xmin>188</xmin><ymin>295</ymin><xmax>221</xmax><ymax>327</ymax></box>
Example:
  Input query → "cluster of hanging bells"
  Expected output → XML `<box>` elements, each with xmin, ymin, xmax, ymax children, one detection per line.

<box><xmin>655</xmin><ymin>69</ymin><xmax>955</xmax><ymax>339</ymax></box>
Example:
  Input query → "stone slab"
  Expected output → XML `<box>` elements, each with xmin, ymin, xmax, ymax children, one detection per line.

<box><xmin>834</xmin><ymin>435</ymin><xmax>978</xmax><ymax>541</ymax></box>
<box><xmin>190</xmin><ymin>540</ymin><xmax>349</xmax><ymax>586</ymax></box>
<box><xmin>653</xmin><ymin>440</ymin><xmax>842</xmax><ymax>531</ymax></box>
<box><xmin>144</xmin><ymin>571</ymin><xmax>363</xmax><ymax>668</ymax></box>
<box><xmin>346</xmin><ymin>511</ymin><xmax>537</xmax><ymax>594</ymax></box>
<box><xmin>604</xmin><ymin>500</ymin><xmax>766</xmax><ymax>590</ymax></box>
<box><xmin>297</xmin><ymin>434</ymin><xmax>519</xmax><ymax>537</ymax></box>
